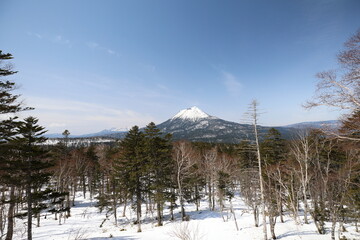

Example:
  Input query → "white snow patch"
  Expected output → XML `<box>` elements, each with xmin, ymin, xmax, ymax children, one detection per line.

<box><xmin>171</xmin><ymin>106</ymin><xmax>214</xmax><ymax>121</ymax></box>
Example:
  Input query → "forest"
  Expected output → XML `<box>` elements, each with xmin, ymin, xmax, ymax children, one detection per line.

<box><xmin>0</xmin><ymin>30</ymin><xmax>359</xmax><ymax>240</ymax></box>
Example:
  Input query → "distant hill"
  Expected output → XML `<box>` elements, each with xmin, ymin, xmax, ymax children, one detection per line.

<box><xmin>284</xmin><ymin>120</ymin><xmax>340</xmax><ymax>129</ymax></box>
<box><xmin>44</xmin><ymin>128</ymin><xmax>127</xmax><ymax>139</ymax></box>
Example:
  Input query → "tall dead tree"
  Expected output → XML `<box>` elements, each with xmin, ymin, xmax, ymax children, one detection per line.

<box><xmin>247</xmin><ymin>100</ymin><xmax>268</xmax><ymax>240</ymax></box>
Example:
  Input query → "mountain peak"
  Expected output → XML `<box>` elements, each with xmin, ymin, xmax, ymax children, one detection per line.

<box><xmin>171</xmin><ymin>106</ymin><xmax>212</xmax><ymax>121</ymax></box>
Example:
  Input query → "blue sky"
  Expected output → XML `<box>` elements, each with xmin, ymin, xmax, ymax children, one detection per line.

<box><xmin>0</xmin><ymin>0</ymin><xmax>359</xmax><ymax>134</ymax></box>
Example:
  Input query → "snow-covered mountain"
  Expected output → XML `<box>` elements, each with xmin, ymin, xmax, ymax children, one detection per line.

<box><xmin>171</xmin><ymin>106</ymin><xmax>216</xmax><ymax>121</ymax></box>
<box><xmin>157</xmin><ymin>106</ymin><xmax>294</xmax><ymax>143</ymax></box>
<box><xmin>45</xmin><ymin>106</ymin><xmax>339</xmax><ymax>144</ymax></box>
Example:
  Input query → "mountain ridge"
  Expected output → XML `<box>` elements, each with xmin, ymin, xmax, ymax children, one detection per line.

<box><xmin>45</xmin><ymin>106</ymin><xmax>339</xmax><ymax>143</ymax></box>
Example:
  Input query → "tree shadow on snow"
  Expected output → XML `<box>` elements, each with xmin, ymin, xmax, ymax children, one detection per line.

<box><xmin>277</xmin><ymin>230</ymin><xmax>316</xmax><ymax>238</ymax></box>
<box><xmin>87</xmin><ymin>236</ymin><xmax>139</xmax><ymax>240</ymax></box>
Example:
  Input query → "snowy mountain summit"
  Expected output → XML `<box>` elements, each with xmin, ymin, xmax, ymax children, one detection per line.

<box><xmin>171</xmin><ymin>106</ymin><xmax>213</xmax><ymax>121</ymax></box>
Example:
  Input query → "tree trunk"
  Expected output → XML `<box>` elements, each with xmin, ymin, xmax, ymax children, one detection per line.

<box><xmin>208</xmin><ymin>182</ymin><xmax>212</xmax><ymax>211</ymax></box>
<box><xmin>27</xmin><ymin>156</ymin><xmax>33</xmax><ymax>240</ymax></box>
<box><xmin>278</xmin><ymin>198</ymin><xmax>284</xmax><ymax>223</ymax></box>
<box><xmin>136</xmin><ymin>184</ymin><xmax>142</xmax><ymax>232</ymax></box>
<box><xmin>27</xmin><ymin>182</ymin><xmax>32</xmax><ymax>240</ymax></box>
<box><xmin>269</xmin><ymin>216</ymin><xmax>276</xmax><ymax>239</ymax></box>
<box><xmin>137</xmin><ymin>198</ymin><xmax>142</xmax><ymax>232</ymax></box>
<box><xmin>338</xmin><ymin>220</ymin><xmax>344</xmax><ymax>240</ymax></box>
<box><xmin>113</xmin><ymin>197</ymin><xmax>117</xmax><ymax>226</ymax></box>
<box><xmin>230</xmin><ymin>200</ymin><xmax>239</xmax><ymax>231</ymax></box>
<box><xmin>195</xmin><ymin>185</ymin><xmax>199</xmax><ymax>212</ymax></box>
<box><xmin>156</xmin><ymin>202</ymin><xmax>162</xmax><ymax>226</ymax></box>
<box><xmin>5</xmin><ymin>186</ymin><xmax>15</xmax><ymax>240</ymax></box>
<box><xmin>82</xmin><ymin>175</ymin><xmax>86</xmax><ymax>199</ymax></box>
<box><xmin>0</xmin><ymin>189</ymin><xmax>5</xmax><ymax>237</ymax></box>
<box><xmin>66</xmin><ymin>191</ymin><xmax>71</xmax><ymax>217</ymax></box>
<box><xmin>170</xmin><ymin>188</ymin><xmax>175</xmax><ymax>221</ymax></box>
<box><xmin>180</xmin><ymin>195</ymin><xmax>186</xmax><ymax>221</ymax></box>
<box><xmin>253</xmin><ymin>105</ymin><xmax>268</xmax><ymax>240</ymax></box>
<box><xmin>177</xmin><ymin>171</ymin><xmax>186</xmax><ymax>221</ymax></box>
<box><xmin>59</xmin><ymin>212</ymin><xmax>62</xmax><ymax>225</ymax></box>
<box><xmin>0</xmin><ymin>205</ymin><xmax>3</xmax><ymax>237</ymax></box>
<box><xmin>303</xmin><ymin>190</ymin><xmax>309</xmax><ymax>224</ymax></box>
<box><xmin>89</xmin><ymin>176</ymin><xmax>93</xmax><ymax>200</ymax></box>
<box><xmin>112</xmin><ymin>182</ymin><xmax>117</xmax><ymax>226</ymax></box>
<box><xmin>254</xmin><ymin>205</ymin><xmax>259</xmax><ymax>227</ymax></box>
<box><xmin>72</xmin><ymin>182</ymin><xmax>76</xmax><ymax>206</ymax></box>
<box><xmin>170</xmin><ymin>203</ymin><xmax>174</xmax><ymax>221</ymax></box>
<box><xmin>122</xmin><ymin>198</ymin><xmax>127</xmax><ymax>217</ymax></box>
<box><xmin>331</xmin><ymin>218</ymin><xmax>336</xmax><ymax>240</ymax></box>
<box><xmin>37</xmin><ymin>213</ymin><xmax>40</xmax><ymax>227</ymax></box>
<box><xmin>212</xmin><ymin>183</ymin><xmax>215</xmax><ymax>211</ymax></box>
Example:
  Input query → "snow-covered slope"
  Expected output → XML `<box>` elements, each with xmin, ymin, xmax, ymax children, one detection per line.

<box><xmin>171</xmin><ymin>106</ymin><xmax>215</xmax><ymax>121</ymax></box>
<box><xmin>158</xmin><ymin>106</ymin><xmax>294</xmax><ymax>143</ymax></box>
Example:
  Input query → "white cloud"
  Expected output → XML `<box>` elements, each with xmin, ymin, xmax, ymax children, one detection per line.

<box><xmin>86</xmin><ymin>41</ymin><xmax>99</xmax><ymax>49</ymax></box>
<box><xmin>86</xmin><ymin>41</ymin><xmax>116</xmax><ymax>55</ymax></box>
<box><xmin>53</xmin><ymin>35</ymin><xmax>71</xmax><ymax>47</ymax></box>
<box><xmin>107</xmin><ymin>49</ymin><xmax>115</xmax><ymax>55</ymax></box>
<box><xmin>27</xmin><ymin>32</ymin><xmax>43</xmax><ymax>39</ymax></box>
<box><xmin>143</xmin><ymin>64</ymin><xmax>156</xmax><ymax>72</ymax></box>
<box><xmin>157</xmin><ymin>84</ymin><xmax>168</xmax><ymax>91</ymax></box>
<box><xmin>49</xmin><ymin>122</ymin><xmax>67</xmax><ymax>128</ymax></box>
<box><xmin>221</xmin><ymin>71</ymin><xmax>242</xmax><ymax>96</ymax></box>
<box><xmin>24</xmin><ymin>97</ymin><xmax>155</xmax><ymax>134</ymax></box>
<box><xmin>27</xmin><ymin>32</ymin><xmax>72</xmax><ymax>47</ymax></box>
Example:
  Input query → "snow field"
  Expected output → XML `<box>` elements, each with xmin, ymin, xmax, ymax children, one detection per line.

<box><xmin>13</xmin><ymin>192</ymin><xmax>360</xmax><ymax>240</ymax></box>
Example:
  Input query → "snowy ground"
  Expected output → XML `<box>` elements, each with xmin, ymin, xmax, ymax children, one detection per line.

<box><xmin>13</xmin><ymin>192</ymin><xmax>360</xmax><ymax>240</ymax></box>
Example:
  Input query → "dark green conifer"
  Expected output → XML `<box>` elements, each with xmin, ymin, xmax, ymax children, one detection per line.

<box><xmin>261</xmin><ymin>128</ymin><xmax>286</xmax><ymax>165</ymax></box>
<box><xmin>144</xmin><ymin>122</ymin><xmax>173</xmax><ymax>226</ymax></box>
<box><xmin>0</xmin><ymin>51</ymin><xmax>32</xmax><ymax>240</ymax></box>
<box><xmin>14</xmin><ymin>116</ymin><xmax>52</xmax><ymax>240</ymax></box>
<box><xmin>115</xmin><ymin>125</ymin><xmax>146</xmax><ymax>232</ymax></box>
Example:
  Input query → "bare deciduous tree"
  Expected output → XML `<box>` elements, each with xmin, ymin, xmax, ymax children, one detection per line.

<box><xmin>202</xmin><ymin>147</ymin><xmax>217</xmax><ymax>211</ymax></box>
<box><xmin>173</xmin><ymin>141</ymin><xmax>198</xmax><ymax>221</ymax></box>
<box><xmin>290</xmin><ymin>130</ymin><xmax>313</xmax><ymax>224</ymax></box>
<box><xmin>305</xmin><ymin>29</ymin><xmax>360</xmax><ymax>141</ymax></box>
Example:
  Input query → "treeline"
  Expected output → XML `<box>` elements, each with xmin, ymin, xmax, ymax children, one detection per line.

<box><xmin>3</xmin><ymin>120</ymin><xmax>359</xmax><ymax>239</ymax></box>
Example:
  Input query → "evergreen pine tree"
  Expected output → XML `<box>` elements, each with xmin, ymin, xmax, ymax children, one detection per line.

<box><xmin>0</xmin><ymin>51</ymin><xmax>32</xmax><ymax>239</ymax></box>
<box><xmin>0</xmin><ymin>51</ymin><xmax>31</xmax><ymax>115</ymax></box>
<box><xmin>85</xmin><ymin>145</ymin><xmax>100</xmax><ymax>199</ymax></box>
<box><xmin>144</xmin><ymin>122</ymin><xmax>173</xmax><ymax>226</ymax></box>
<box><xmin>14</xmin><ymin>116</ymin><xmax>52</xmax><ymax>240</ymax></box>
<box><xmin>260</xmin><ymin>128</ymin><xmax>287</xmax><ymax>238</ymax></box>
<box><xmin>115</xmin><ymin>126</ymin><xmax>146</xmax><ymax>232</ymax></box>
<box><xmin>261</xmin><ymin>128</ymin><xmax>286</xmax><ymax>165</ymax></box>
